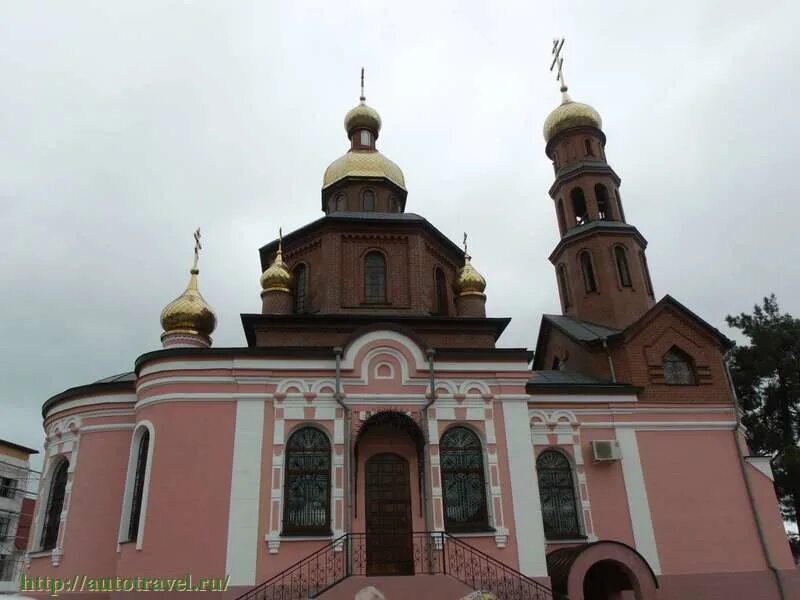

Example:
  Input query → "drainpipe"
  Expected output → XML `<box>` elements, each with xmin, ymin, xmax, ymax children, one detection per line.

<box><xmin>602</xmin><ymin>338</ymin><xmax>617</xmax><ymax>383</ymax></box>
<box><xmin>333</xmin><ymin>347</ymin><xmax>352</xmax><ymax>570</ymax></box>
<box><xmin>422</xmin><ymin>348</ymin><xmax>437</xmax><ymax>564</ymax></box>
<box><xmin>723</xmin><ymin>353</ymin><xmax>787</xmax><ymax>600</ymax></box>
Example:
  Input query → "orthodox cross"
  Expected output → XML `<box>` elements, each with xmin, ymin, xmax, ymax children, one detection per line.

<box><xmin>463</xmin><ymin>232</ymin><xmax>469</xmax><ymax>257</ymax></box>
<box><xmin>360</xmin><ymin>67</ymin><xmax>366</xmax><ymax>102</ymax></box>
<box><xmin>192</xmin><ymin>228</ymin><xmax>202</xmax><ymax>271</ymax></box>
<box><xmin>550</xmin><ymin>37</ymin><xmax>568</xmax><ymax>92</ymax></box>
<box><xmin>277</xmin><ymin>227</ymin><xmax>284</xmax><ymax>256</ymax></box>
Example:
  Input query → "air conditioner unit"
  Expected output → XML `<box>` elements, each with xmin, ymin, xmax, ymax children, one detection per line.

<box><xmin>591</xmin><ymin>440</ymin><xmax>622</xmax><ymax>461</ymax></box>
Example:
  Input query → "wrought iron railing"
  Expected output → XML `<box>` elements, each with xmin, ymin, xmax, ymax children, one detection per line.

<box><xmin>235</xmin><ymin>532</ymin><xmax>552</xmax><ymax>600</ymax></box>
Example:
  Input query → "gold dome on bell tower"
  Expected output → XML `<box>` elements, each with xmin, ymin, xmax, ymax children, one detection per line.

<box><xmin>453</xmin><ymin>234</ymin><xmax>487</xmax><ymax>297</ymax></box>
<box><xmin>260</xmin><ymin>229</ymin><xmax>294</xmax><ymax>292</ymax></box>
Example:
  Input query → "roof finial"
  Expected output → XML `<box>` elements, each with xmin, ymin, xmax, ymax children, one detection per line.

<box><xmin>360</xmin><ymin>67</ymin><xmax>366</xmax><ymax>102</ymax></box>
<box><xmin>463</xmin><ymin>232</ymin><xmax>470</xmax><ymax>259</ymax></box>
<box><xmin>277</xmin><ymin>227</ymin><xmax>283</xmax><ymax>255</ymax></box>
<box><xmin>192</xmin><ymin>227</ymin><xmax>202</xmax><ymax>273</ymax></box>
<box><xmin>550</xmin><ymin>37</ymin><xmax>569</xmax><ymax>95</ymax></box>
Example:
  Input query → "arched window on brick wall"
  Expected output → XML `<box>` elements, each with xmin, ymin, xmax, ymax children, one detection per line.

<box><xmin>433</xmin><ymin>268</ymin><xmax>448</xmax><ymax>315</ymax></box>
<box><xmin>294</xmin><ymin>264</ymin><xmax>308</xmax><ymax>314</ymax></box>
<box><xmin>663</xmin><ymin>347</ymin><xmax>697</xmax><ymax>385</ymax></box>
<box><xmin>640</xmin><ymin>251</ymin><xmax>654</xmax><ymax>297</ymax></box>
<box><xmin>282</xmin><ymin>427</ymin><xmax>331</xmax><ymax>534</ymax></box>
<box><xmin>364</xmin><ymin>252</ymin><xmax>386</xmax><ymax>303</ymax></box>
<box><xmin>579</xmin><ymin>251</ymin><xmax>597</xmax><ymax>293</ymax></box>
<box><xmin>362</xmin><ymin>189</ymin><xmax>375</xmax><ymax>211</ymax></box>
<box><xmin>536</xmin><ymin>450</ymin><xmax>581</xmax><ymax>539</ymax></box>
<box><xmin>557</xmin><ymin>264</ymin><xmax>571</xmax><ymax>310</ymax></box>
<box><xmin>614</xmin><ymin>246</ymin><xmax>632</xmax><ymax>288</ymax></box>
<box><xmin>440</xmin><ymin>427</ymin><xmax>489</xmax><ymax>532</ymax></box>
<box><xmin>40</xmin><ymin>459</ymin><xmax>69</xmax><ymax>550</ymax></box>
<box><xmin>595</xmin><ymin>184</ymin><xmax>611</xmax><ymax>221</ymax></box>
<box><xmin>571</xmin><ymin>188</ymin><xmax>588</xmax><ymax>225</ymax></box>
<box><xmin>556</xmin><ymin>199</ymin><xmax>567</xmax><ymax>235</ymax></box>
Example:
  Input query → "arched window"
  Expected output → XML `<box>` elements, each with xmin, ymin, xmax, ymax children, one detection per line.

<box><xmin>557</xmin><ymin>264</ymin><xmax>571</xmax><ymax>309</ymax></box>
<box><xmin>579</xmin><ymin>251</ymin><xmax>597</xmax><ymax>293</ymax></box>
<box><xmin>362</xmin><ymin>190</ymin><xmax>375</xmax><ymax>211</ymax></box>
<box><xmin>584</xmin><ymin>139</ymin><xmax>594</xmax><ymax>156</ymax></box>
<box><xmin>329</xmin><ymin>193</ymin><xmax>346</xmax><ymax>212</ymax></box>
<box><xmin>556</xmin><ymin>200</ymin><xmax>567</xmax><ymax>235</ymax></box>
<box><xmin>614</xmin><ymin>246</ymin><xmax>632</xmax><ymax>287</ymax></box>
<box><xmin>571</xmin><ymin>188</ymin><xmax>588</xmax><ymax>225</ymax></box>
<box><xmin>640</xmin><ymin>251</ymin><xmax>654</xmax><ymax>297</ymax></box>
<box><xmin>440</xmin><ymin>427</ymin><xmax>489</xmax><ymax>531</ymax></box>
<box><xmin>40</xmin><ymin>459</ymin><xmax>69</xmax><ymax>550</ymax></box>
<box><xmin>663</xmin><ymin>347</ymin><xmax>696</xmax><ymax>385</ymax></box>
<box><xmin>389</xmin><ymin>196</ymin><xmax>400</xmax><ymax>213</ymax></box>
<box><xmin>537</xmin><ymin>450</ymin><xmax>581</xmax><ymax>539</ymax></box>
<box><xmin>127</xmin><ymin>429</ymin><xmax>149</xmax><ymax>542</ymax></box>
<box><xmin>283</xmin><ymin>427</ymin><xmax>331</xmax><ymax>534</ymax></box>
<box><xmin>595</xmin><ymin>184</ymin><xmax>611</xmax><ymax>220</ymax></box>
<box><xmin>364</xmin><ymin>252</ymin><xmax>386</xmax><ymax>303</ymax></box>
<box><xmin>433</xmin><ymin>268</ymin><xmax>448</xmax><ymax>315</ymax></box>
<box><xmin>360</xmin><ymin>130</ymin><xmax>373</xmax><ymax>147</ymax></box>
<box><xmin>294</xmin><ymin>264</ymin><xmax>308</xmax><ymax>313</ymax></box>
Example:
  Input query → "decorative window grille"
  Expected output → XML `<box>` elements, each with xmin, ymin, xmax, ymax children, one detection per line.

<box><xmin>128</xmin><ymin>429</ymin><xmax>149</xmax><ymax>541</ymax></box>
<box><xmin>282</xmin><ymin>428</ymin><xmax>331</xmax><ymax>534</ymax></box>
<box><xmin>663</xmin><ymin>348</ymin><xmax>696</xmax><ymax>385</ymax></box>
<box><xmin>41</xmin><ymin>460</ymin><xmax>69</xmax><ymax>550</ymax></box>
<box><xmin>536</xmin><ymin>450</ymin><xmax>581</xmax><ymax>539</ymax></box>
<box><xmin>579</xmin><ymin>251</ymin><xmax>597</xmax><ymax>293</ymax></box>
<box><xmin>614</xmin><ymin>246</ymin><xmax>632</xmax><ymax>287</ymax></box>
<box><xmin>0</xmin><ymin>477</ymin><xmax>15</xmax><ymax>499</ymax></box>
<box><xmin>364</xmin><ymin>252</ymin><xmax>386</xmax><ymax>303</ymax></box>
<box><xmin>294</xmin><ymin>264</ymin><xmax>308</xmax><ymax>313</ymax></box>
<box><xmin>440</xmin><ymin>427</ymin><xmax>489</xmax><ymax>532</ymax></box>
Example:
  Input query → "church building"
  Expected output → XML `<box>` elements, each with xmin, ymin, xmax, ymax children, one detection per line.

<box><xmin>23</xmin><ymin>66</ymin><xmax>799</xmax><ymax>600</ymax></box>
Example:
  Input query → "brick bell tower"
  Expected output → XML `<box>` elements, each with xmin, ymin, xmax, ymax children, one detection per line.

<box><xmin>544</xmin><ymin>41</ymin><xmax>655</xmax><ymax>329</ymax></box>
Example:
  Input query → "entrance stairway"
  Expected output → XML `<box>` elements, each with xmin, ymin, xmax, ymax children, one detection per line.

<box><xmin>234</xmin><ymin>532</ymin><xmax>552</xmax><ymax>600</ymax></box>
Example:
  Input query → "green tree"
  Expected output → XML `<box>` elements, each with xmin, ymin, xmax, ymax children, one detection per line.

<box><xmin>726</xmin><ymin>295</ymin><xmax>800</xmax><ymax>528</ymax></box>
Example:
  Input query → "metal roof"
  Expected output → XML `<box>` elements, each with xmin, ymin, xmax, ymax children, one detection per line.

<box><xmin>543</xmin><ymin>314</ymin><xmax>620</xmax><ymax>342</ymax></box>
<box><xmin>93</xmin><ymin>371</ymin><xmax>136</xmax><ymax>384</ymax></box>
<box><xmin>528</xmin><ymin>369</ymin><xmax>613</xmax><ymax>385</ymax></box>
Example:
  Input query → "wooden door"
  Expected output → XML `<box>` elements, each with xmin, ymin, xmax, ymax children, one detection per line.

<box><xmin>365</xmin><ymin>453</ymin><xmax>413</xmax><ymax>575</ymax></box>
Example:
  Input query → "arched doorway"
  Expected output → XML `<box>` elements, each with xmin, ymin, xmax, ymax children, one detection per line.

<box><xmin>354</xmin><ymin>410</ymin><xmax>427</xmax><ymax>575</ymax></box>
<box><xmin>546</xmin><ymin>541</ymin><xmax>658</xmax><ymax>600</ymax></box>
<box><xmin>583</xmin><ymin>560</ymin><xmax>636</xmax><ymax>600</ymax></box>
<box><xmin>365</xmin><ymin>453</ymin><xmax>413</xmax><ymax>575</ymax></box>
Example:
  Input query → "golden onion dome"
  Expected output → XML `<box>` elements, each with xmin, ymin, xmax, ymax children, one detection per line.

<box><xmin>260</xmin><ymin>247</ymin><xmax>294</xmax><ymax>292</ymax></box>
<box><xmin>345</xmin><ymin>101</ymin><xmax>382</xmax><ymax>136</ymax></box>
<box><xmin>160</xmin><ymin>269</ymin><xmax>217</xmax><ymax>338</ymax></box>
<box><xmin>453</xmin><ymin>255</ymin><xmax>486</xmax><ymax>296</ymax></box>
<box><xmin>543</xmin><ymin>92</ymin><xmax>602</xmax><ymax>143</ymax></box>
<box><xmin>323</xmin><ymin>150</ymin><xmax>406</xmax><ymax>191</ymax></box>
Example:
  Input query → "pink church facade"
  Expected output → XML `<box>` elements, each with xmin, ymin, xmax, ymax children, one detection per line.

<box><xmin>23</xmin><ymin>74</ymin><xmax>799</xmax><ymax>600</ymax></box>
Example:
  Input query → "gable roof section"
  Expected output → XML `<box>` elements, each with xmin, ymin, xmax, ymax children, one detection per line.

<box><xmin>527</xmin><ymin>369</ymin><xmax>639</xmax><ymax>394</ymax></box>
<box><xmin>533</xmin><ymin>295</ymin><xmax>732</xmax><ymax>369</ymax></box>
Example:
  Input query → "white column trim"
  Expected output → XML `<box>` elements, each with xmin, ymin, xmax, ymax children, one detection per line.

<box><xmin>225</xmin><ymin>399</ymin><xmax>265</xmax><ymax>585</ymax></box>
<box><xmin>502</xmin><ymin>401</ymin><xmax>547</xmax><ymax>576</ymax></box>
<box><xmin>615</xmin><ymin>428</ymin><xmax>661</xmax><ymax>575</ymax></box>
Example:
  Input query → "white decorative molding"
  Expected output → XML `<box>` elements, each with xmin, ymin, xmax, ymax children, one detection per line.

<box><xmin>225</xmin><ymin>399</ymin><xmax>265</xmax><ymax>585</ymax></box>
<box><xmin>615</xmin><ymin>428</ymin><xmax>662</xmax><ymax>575</ymax></box>
<box><xmin>745</xmin><ymin>456</ymin><xmax>775</xmax><ymax>481</ymax></box>
<box><xmin>503</xmin><ymin>401</ymin><xmax>547</xmax><ymax>577</ymax></box>
<box><xmin>117</xmin><ymin>421</ymin><xmax>155</xmax><ymax>551</ymax></box>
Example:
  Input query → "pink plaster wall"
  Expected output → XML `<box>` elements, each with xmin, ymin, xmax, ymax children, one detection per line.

<box><xmin>637</xmin><ymin>429</ymin><xmax>767</xmax><ymax>573</ymax></box>
<box><xmin>115</xmin><ymin>402</ymin><xmax>235</xmax><ymax>580</ymax></box>
<box><xmin>745</xmin><ymin>462</ymin><xmax>796</xmax><ymax>569</ymax></box>
<box><xmin>580</xmin><ymin>428</ymin><xmax>635</xmax><ymax>545</ymax></box>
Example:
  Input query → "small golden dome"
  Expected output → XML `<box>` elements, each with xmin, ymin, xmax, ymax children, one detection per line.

<box><xmin>323</xmin><ymin>150</ymin><xmax>406</xmax><ymax>191</ymax></box>
<box><xmin>345</xmin><ymin>101</ymin><xmax>382</xmax><ymax>136</ymax></box>
<box><xmin>454</xmin><ymin>255</ymin><xmax>486</xmax><ymax>296</ymax></box>
<box><xmin>260</xmin><ymin>247</ymin><xmax>294</xmax><ymax>292</ymax></box>
<box><xmin>160</xmin><ymin>269</ymin><xmax>217</xmax><ymax>338</ymax></box>
<box><xmin>543</xmin><ymin>92</ymin><xmax>602</xmax><ymax>143</ymax></box>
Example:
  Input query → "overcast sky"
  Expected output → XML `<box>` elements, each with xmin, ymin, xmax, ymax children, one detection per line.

<box><xmin>2</xmin><ymin>1</ymin><xmax>799</xmax><ymax>466</ymax></box>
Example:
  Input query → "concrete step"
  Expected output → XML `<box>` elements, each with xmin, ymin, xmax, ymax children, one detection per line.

<box><xmin>314</xmin><ymin>574</ymin><xmax>474</xmax><ymax>600</ymax></box>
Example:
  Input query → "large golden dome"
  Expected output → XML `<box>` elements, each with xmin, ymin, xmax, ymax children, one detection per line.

<box><xmin>323</xmin><ymin>150</ymin><xmax>406</xmax><ymax>191</ymax></box>
<box><xmin>453</xmin><ymin>255</ymin><xmax>486</xmax><ymax>296</ymax></box>
<box><xmin>543</xmin><ymin>92</ymin><xmax>602</xmax><ymax>143</ymax></box>
<box><xmin>160</xmin><ymin>269</ymin><xmax>217</xmax><ymax>338</ymax></box>
<box><xmin>345</xmin><ymin>101</ymin><xmax>382</xmax><ymax>136</ymax></box>
<box><xmin>260</xmin><ymin>247</ymin><xmax>294</xmax><ymax>292</ymax></box>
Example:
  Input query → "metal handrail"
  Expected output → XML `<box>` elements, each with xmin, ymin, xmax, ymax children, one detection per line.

<box><xmin>234</xmin><ymin>531</ymin><xmax>552</xmax><ymax>600</ymax></box>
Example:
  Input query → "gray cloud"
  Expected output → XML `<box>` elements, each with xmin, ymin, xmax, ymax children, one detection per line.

<box><xmin>2</xmin><ymin>1</ymin><xmax>799</xmax><ymax>469</ymax></box>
